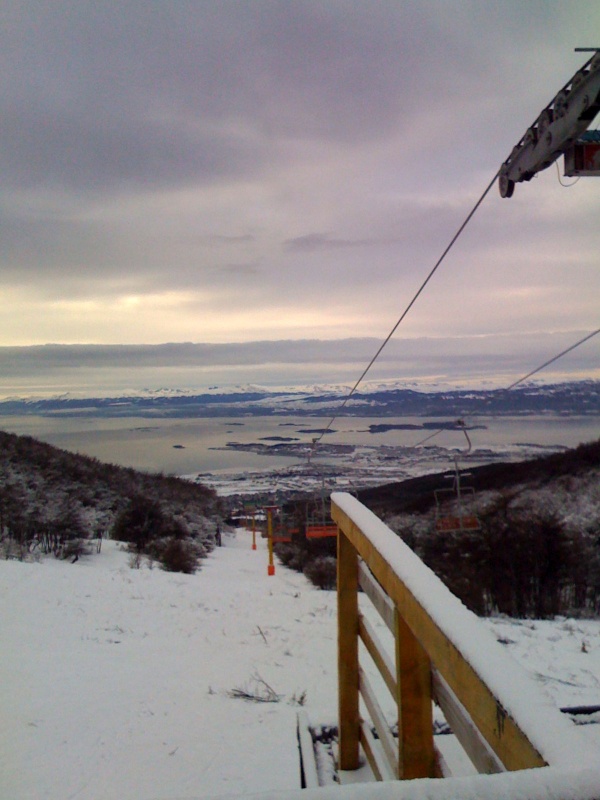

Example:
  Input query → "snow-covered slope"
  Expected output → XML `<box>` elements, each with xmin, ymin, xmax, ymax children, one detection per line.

<box><xmin>1</xmin><ymin>535</ymin><xmax>339</xmax><ymax>800</ymax></box>
<box><xmin>1</xmin><ymin>533</ymin><xmax>599</xmax><ymax>800</ymax></box>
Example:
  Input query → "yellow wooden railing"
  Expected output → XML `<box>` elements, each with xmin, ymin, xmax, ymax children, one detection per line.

<box><xmin>331</xmin><ymin>491</ymin><xmax>600</xmax><ymax>786</ymax></box>
<box><xmin>172</xmin><ymin>492</ymin><xmax>600</xmax><ymax>800</ymax></box>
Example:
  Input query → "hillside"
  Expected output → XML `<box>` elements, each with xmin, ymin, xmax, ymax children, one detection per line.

<box><xmin>1</xmin><ymin>432</ymin><xmax>600</xmax><ymax>798</ymax></box>
<box><xmin>2</xmin><ymin>426</ymin><xmax>599</xmax><ymax>617</ymax></box>
<box><xmin>359</xmin><ymin>440</ymin><xmax>600</xmax><ymax>618</ymax></box>
<box><xmin>0</xmin><ymin>430</ymin><xmax>221</xmax><ymax>566</ymax></box>
<box><xmin>357</xmin><ymin>438</ymin><xmax>600</xmax><ymax>516</ymax></box>
<box><xmin>273</xmin><ymin>440</ymin><xmax>600</xmax><ymax>619</ymax></box>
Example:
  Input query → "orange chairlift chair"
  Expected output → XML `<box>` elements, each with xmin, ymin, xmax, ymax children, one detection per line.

<box><xmin>305</xmin><ymin>480</ymin><xmax>338</xmax><ymax>539</ymax></box>
<box><xmin>434</xmin><ymin>421</ymin><xmax>481</xmax><ymax>533</ymax></box>
<box><xmin>271</xmin><ymin>507</ymin><xmax>300</xmax><ymax>543</ymax></box>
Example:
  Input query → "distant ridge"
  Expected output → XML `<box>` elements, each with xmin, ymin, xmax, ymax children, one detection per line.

<box><xmin>1</xmin><ymin>379</ymin><xmax>598</xmax><ymax>419</ymax></box>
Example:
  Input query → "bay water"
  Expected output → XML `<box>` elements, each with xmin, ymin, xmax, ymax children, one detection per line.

<box><xmin>0</xmin><ymin>414</ymin><xmax>597</xmax><ymax>477</ymax></box>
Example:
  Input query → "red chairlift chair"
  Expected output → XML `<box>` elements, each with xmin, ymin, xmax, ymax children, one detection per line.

<box><xmin>305</xmin><ymin>483</ymin><xmax>338</xmax><ymax>539</ymax></box>
<box><xmin>434</xmin><ymin>422</ymin><xmax>481</xmax><ymax>534</ymax></box>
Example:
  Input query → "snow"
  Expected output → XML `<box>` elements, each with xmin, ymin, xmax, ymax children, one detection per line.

<box><xmin>0</xmin><ymin>534</ymin><xmax>338</xmax><ymax>800</ymax></box>
<box><xmin>1</xmin><ymin>525</ymin><xmax>600</xmax><ymax>800</ymax></box>
<box><xmin>200</xmin><ymin>767</ymin><xmax>600</xmax><ymax>800</ymax></box>
<box><xmin>331</xmin><ymin>492</ymin><xmax>600</xmax><ymax>770</ymax></box>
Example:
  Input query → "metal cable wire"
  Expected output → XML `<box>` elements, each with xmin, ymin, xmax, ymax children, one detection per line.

<box><xmin>307</xmin><ymin>169</ymin><xmax>500</xmax><ymax>460</ymax></box>
<box><xmin>504</xmin><ymin>327</ymin><xmax>600</xmax><ymax>391</ymax></box>
<box><xmin>413</xmin><ymin>326</ymin><xmax>600</xmax><ymax>448</ymax></box>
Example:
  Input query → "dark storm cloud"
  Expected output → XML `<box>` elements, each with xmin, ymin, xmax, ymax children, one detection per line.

<box><xmin>1</xmin><ymin>0</ymin><xmax>590</xmax><ymax>200</ymax></box>
<box><xmin>0</xmin><ymin>103</ymin><xmax>267</xmax><ymax>194</ymax></box>
<box><xmin>0</xmin><ymin>1</ymin><xmax>514</xmax><ymax>197</ymax></box>
<box><xmin>0</xmin><ymin>207</ymin><xmax>259</xmax><ymax>294</ymax></box>
<box><xmin>0</xmin><ymin>340</ymin><xmax>382</xmax><ymax>376</ymax></box>
<box><xmin>1</xmin><ymin>213</ymin><xmax>117</xmax><ymax>277</ymax></box>
<box><xmin>2</xmin><ymin>3</ymin><xmax>268</xmax><ymax>193</ymax></box>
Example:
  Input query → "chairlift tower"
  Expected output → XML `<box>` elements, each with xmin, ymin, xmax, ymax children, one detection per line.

<box><xmin>499</xmin><ymin>48</ymin><xmax>600</xmax><ymax>197</ymax></box>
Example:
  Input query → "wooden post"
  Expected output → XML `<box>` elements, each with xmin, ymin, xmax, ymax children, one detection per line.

<box><xmin>395</xmin><ymin>607</ymin><xmax>435</xmax><ymax>779</ymax></box>
<box><xmin>265</xmin><ymin>506</ymin><xmax>277</xmax><ymax>576</ymax></box>
<box><xmin>332</xmin><ymin>495</ymin><xmax>551</xmax><ymax>775</ymax></box>
<box><xmin>337</xmin><ymin>529</ymin><xmax>360</xmax><ymax>771</ymax></box>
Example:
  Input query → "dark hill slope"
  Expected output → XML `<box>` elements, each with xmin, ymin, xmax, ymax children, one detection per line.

<box><xmin>355</xmin><ymin>439</ymin><xmax>600</xmax><ymax>618</ymax></box>
<box><xmin>0</xmin><ymin>429</ymin><xmax>220</xmax><ymax>562</ymax></box>
<box><xmin>357</xmin><ymin>438</ymin><xmax>600</xmax><ymax>517</ymax></box>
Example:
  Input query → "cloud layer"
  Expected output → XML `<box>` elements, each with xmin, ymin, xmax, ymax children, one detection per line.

<box><xmin>1</xmin><ymin>2</ymin><xmax>599</xmax><ymax>392</ymax></box>
<box><xmin>1</xmin><ymin>332</ymin><xmax>598</xmax><ymax>398</ymax></box>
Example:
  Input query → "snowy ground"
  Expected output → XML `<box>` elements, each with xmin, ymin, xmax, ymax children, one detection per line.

<box><xmin>1</xmin><ymin>532</ymin><xmax>599</xmax><ymax>800</ymax></box>
<box><xmin>1</xmin><ymin>533</ymin><xmax>339</xmax><ymax>800</ymax></box>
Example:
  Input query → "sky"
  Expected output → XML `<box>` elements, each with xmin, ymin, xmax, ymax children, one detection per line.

<box><xmin>1</xmin><ymin>1</ymin><xmax>600</xmax><ymax>395</ymax></box>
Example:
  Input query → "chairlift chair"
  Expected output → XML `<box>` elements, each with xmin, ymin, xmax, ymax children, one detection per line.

<box><xmin>305</xmin><ymin>478</ymin><xmax>338</xmax><ymax>539</ymax></box>
<box><xmin>434</xmin><ymin>422</ymin><xmax>481</xmax><ymax>533</ymax></box>
<box><xmin>272</xmin><ymin>508</ymin><xmax>298</xmax><ymax>543</ymax></box>
<box><xmin>263</xmin><ymin>507</ymin><xmax>291</xmax><ymax>544</ymax></box>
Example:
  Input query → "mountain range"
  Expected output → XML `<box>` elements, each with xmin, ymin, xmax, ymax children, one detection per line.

<box><xmin>1</xmin><ymin>379</ymin><xmax>598</xmax><ymax>419</ymax></box>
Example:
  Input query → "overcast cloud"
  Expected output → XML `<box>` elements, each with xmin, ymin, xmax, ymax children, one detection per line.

<box><xmin>1</xmin><ymin>1</ymin><xmax>599</xmax><ymax>393</ymax></box>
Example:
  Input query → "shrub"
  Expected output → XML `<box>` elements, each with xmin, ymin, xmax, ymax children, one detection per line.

<box><xmin>304</xmin><ymin>555</ymin><xmax>337</xmax><ymax>590</ymax></box>
<box><xmin>159</xmin><ymin>537</ymin><xmax>202</xmax><ymax>574</ymax></box>
<box><xmin>111</xmin><ymin>497</ymin><xmax>165</xmax><ymax>550</ymax></box>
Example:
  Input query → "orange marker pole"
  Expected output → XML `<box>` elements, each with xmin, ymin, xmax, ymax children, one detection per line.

<box><xmin>251</xmin><ymin>509</ymin><xmax>257</xmax><ymax>551</ymax></box>
<box><xmin>265</xmin><ymin>505</ymin><xmax>277</xmax><ymax>576</ymax></box>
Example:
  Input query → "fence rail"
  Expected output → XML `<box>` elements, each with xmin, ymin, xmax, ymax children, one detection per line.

<box><xmin>190</xmin><ymin>495</ymin><xmax>600</xmax><ymax>800</ymax></box>
<box><xmin>330</xmin><ymin>491</ymin><xmax>599</xmax><ymax>787</ymax></box>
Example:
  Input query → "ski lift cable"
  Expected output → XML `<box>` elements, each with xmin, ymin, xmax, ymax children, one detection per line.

<box><xmin>504</xmin><ymin>327</ymin><xmax>600</xmax><ymax>391</ymax></box>
<box><xmin>309</xmin><ymin>50</ymin><xmax>599</xmax><ymax>463</ymax></box>
<box><xmin>307</xmin><ymin>168</ymin><xmax>501</xmax><ymax>462</ymax></box>
<box><xmin>412</xmin><ymin>326</ymin><xmax>600</xmax><ymax>448</ymax></box>
<box><xmin>413</xmin><ymin>427</ymin><xmax>445</xmax><ymax>447</ymax></box>
<box><xmin>429</xmin><ymin>332</ymin><xmax>599</xmax><ymax>530</ymax></box>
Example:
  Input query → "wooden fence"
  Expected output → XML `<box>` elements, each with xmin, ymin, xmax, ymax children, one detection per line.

<box><xmin>331</xmin><ymin>491</ymin><xmax>599</xmax><ymax>786</ymax></box>
<box><xmin>193</xmin><ymin>494</ymin><xmax>600</xmax><ymax>799</ymax></box>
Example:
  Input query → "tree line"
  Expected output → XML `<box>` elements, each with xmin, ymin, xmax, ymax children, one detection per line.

<box><xmin>0</xmin><ymin>430</ymin><xmax>221</xmax><ymax>571</ymax></box>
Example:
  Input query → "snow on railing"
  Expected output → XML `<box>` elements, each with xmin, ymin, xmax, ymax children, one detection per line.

<box><xmin>200</xmin><ymin>767</ymin><xmax>600</xmax><ymax>799</ymax></box>
<box><xmin>331</xmin><ymin>491</ymin><xmax>600</xmax><ymax>786</ymax></box>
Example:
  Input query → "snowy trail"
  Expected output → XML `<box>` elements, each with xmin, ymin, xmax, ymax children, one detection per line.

<box><xmin>2</xmin><ymin>530</ymin><xmax>599</xmax><ymax>800</ymax></box>
<box><xmin>0</xmin><ymin>531</ymin><xmax>338</xmax><ymax>800</ymax></box>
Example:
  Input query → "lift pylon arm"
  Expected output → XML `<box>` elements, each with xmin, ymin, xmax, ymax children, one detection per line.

<box><xmin>499</xmin><ymin>50</ymin><xmax>600</xmax><ymax>197</ymax></box>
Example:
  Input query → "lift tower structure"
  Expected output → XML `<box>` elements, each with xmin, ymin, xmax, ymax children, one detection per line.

<box><xmin>499</xmin><ymin>48</ymin><xmax>600</xmax><ymax>197</ymax></box>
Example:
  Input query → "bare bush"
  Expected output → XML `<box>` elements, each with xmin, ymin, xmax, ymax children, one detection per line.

<box><xmin>227</xmin><ymin>673</ymin><xmax>280</xmax><ymax>703</ymax></box>
<box><xmin>303</xmin><ymin>555</ymin><xmax>337</xmax><ymax>590</ymax></box>
<box><xmin>158</xmin><ymin>537</ymin><xmax>202</xmax><ymax>574</ymax></box>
